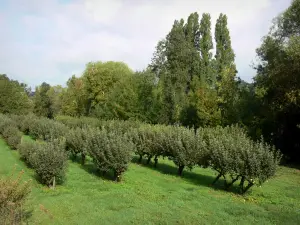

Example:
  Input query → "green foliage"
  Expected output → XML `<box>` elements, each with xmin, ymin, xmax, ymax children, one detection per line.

<box><xmin>199</xmin><ymin>13</ymin><xmax>214</xmax><ymax>85</ymax></box>
<box><xmin>66</xmin><ymin>127</ymin><xmax>89</xmax><ymax>164</ymax></box>
<box><xmin>0</xmin><ymin>114</ymin><xmax>21</xmax><ymax>149</ymax></box>
<box><xmin>83</xmin><ymin>61</ymin><xmax>133</xmax><ymax>110</ymax></box>
<box><xmin>18</xmin><ymin>139</ymin><xmax>37</xmax><ymax>166</ymax></box>
<box><xmin>55</xmin><ymin>115</ymin><xmax>99</xmax><ymax>128</ymax></box>
<box><xmin>60</xmin><ymin>76</ymin><xmax>88</xmax><ymax>117</ymax></box>
<box><xmin>28</xmin><ymin>117</ymin><xmax>68</xmax><ymax>141</ymax></box>
<box><xmin>0</xmin><ymin>169</ymin><xmax>31</xmax><ymax>224</ymax></box>
<box><xmin>0</xmin><ymin>75</ymin><xmax>33</xmax><ymax>115</ymax></box>
<box><xmin>23</xmin><ymin>138</ymin><xmax>68</xmax><ymax>186</ymax></box>
<box><xmin>18</xmin><ymin>114</ymin><xmax>37</xmax><ymax>135</ymax></box>
<box><xmin>85</xmin><ymin>127</ymin><xmax>135</xmax><ymax>181</ymax></box>
<box><xmin>0</xmin><ymin>137</ymin><xmax>299</xmax><ymax>224</ymax></box>
<box><xmin>33</xmin><ymin>82</ymin><xmax>53</xmax><ymax>118</ymax></box>
<box><xmin>204</xmin><ymin>125</ymin><xmax>281</xmax><ymax>193</ymax></box>
<box><xmin>130</xmin><ymin>124</ymin><xmax>166</xmax><ymax>165</ymax></box>
<box><xmin>166</xmin><ymin>126</ymin><xmax>206</xmax><ymax>176</ymax></box>
<box><xmin>254</xmin><ymin>0</ymin><xmax>300</xmax><ymax>162</ymax></box>
<box><xmin>2</xmin><ymin>125</ymin><xmax>22</xmax><ymax>149</ymax></box>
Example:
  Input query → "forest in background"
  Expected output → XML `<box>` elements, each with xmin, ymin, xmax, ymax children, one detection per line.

<box><xmin>1</xmin><ymin>0</ymin><xmax>300</xmax><ymax>163</ymax></box>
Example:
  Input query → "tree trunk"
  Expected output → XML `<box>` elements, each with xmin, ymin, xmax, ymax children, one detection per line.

<box><xmin>242</xmin><ymin>180</ymin><xmax>254</xmax><ymax>194</ymax></box>
<box><xmin>81</xmin><ymin>153</ymin><xmax>86</xmax><ymax>165</ymax></box>
<box><xmin>154</xmin><ymin>156</ymin><xmax>158</xmax><ymax>168</ymax></box>
<box><xmin>212</xmin><ymin>173</ymin><xmax>222</xmax><ymax>185</ymax></box>
<box><xmin>225</xmin><ymin>175</ymin><xmax>240</xmax><ymax>190</ymax></box>
<box><xmin>138</xmin><ymin>155</ymin><xmax>143</xmax><ymax>164</ymax></box>
<box><xmin>178</xmin><ymin>165</ymin><xmax>185</xmax><ymax>176</ymax></box>
<box><xmin>146</xmin><ymin>156</ymin><xmax>152</xmax><ymax>165</ymax></box>
<box><xmin>239</xmin><ymin>176</ymin><xmax>245</xmax><ymax>193</ymax></box>
<box><xmin>52</xmin><ymin>176</ymin><xmax>56</xmax><ymax>189</ymax></box>
<box><xmin>114</xmin><ymin>170</ymin><xmax>122</xmax><ymax>182</ymax></box>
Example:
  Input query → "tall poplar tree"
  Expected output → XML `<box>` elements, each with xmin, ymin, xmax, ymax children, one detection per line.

<box><xmin>214</xmin><ymin>13</ymin><xmax>238</xmax><ymax>125</ymax></box>
<box><xmin>199</xmin><ymin>13</ymin><xmax>214</xmax><ymax>86</ymax></box>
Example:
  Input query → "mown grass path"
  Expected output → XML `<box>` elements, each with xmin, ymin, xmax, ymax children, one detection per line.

<box><xmin>1</xmin><ymin>138</ymin><xmax>300</xmax><ymax>224</ymax></box>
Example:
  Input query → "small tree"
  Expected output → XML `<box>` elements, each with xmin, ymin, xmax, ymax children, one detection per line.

<box><xmin>66</xmin><ymin>127</ymin><xmax>89</xmax><ymax>165</ymax></box>
<box><xmin>86</xmin><ymin>127</ymin><xmax>134</xmax><ymax>181</ymax></box>
<box><xmin>0</xmin><ymin>169</ymin><xmax>31</xmax><ymax>224</ymax></box>
<box><xmin>30</xmin><ymin>139</ymin><xmax>68</xmax><ymax>187</ymax></box>
<box><xmin>2</xmin><ymin>125</ymin><xmax>22</xmax><ymax>149</ymax></box>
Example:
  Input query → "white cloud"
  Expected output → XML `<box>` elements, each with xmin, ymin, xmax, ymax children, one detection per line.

<box><xmin>0</xmin><ymin>0</ymin><xmax>291</xmax><ymax>87</ymax></box>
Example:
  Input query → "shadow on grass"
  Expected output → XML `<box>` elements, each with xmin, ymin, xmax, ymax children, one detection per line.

<box><xmin>71</xmin><ymin>155</ymin><xmax>116</xmax><ymax>182</ymax></box>
<box><xmin>131</xmin><ymin>156</ymin><xmax>241</xmax><ymax>194</ymax></box>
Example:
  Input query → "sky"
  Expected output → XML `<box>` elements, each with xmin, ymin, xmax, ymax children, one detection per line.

<box><xmin>0</xmin><ymin>0</ymin><xmax>292</xmax><ymax>87</ymax></box>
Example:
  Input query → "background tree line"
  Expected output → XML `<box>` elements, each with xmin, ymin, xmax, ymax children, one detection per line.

<box><xmin>0</xmin><ymin>0</ymin><xmax>299</xmax><ymax>163</ymax></box>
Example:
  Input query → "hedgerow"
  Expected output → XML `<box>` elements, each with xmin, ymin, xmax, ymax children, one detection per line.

<box><xmin>1</xmin><ymin>113</ymin><xmax>282</xmax><ymax>193</ymax></box>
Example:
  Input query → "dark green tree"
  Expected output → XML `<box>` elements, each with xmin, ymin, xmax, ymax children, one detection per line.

<box><xmin>214</xmin><ymin>14</ymin><xmax>238</xmax><ymax>125</ymax></box>
<box><xmin>199</xmin><ymin>13</ymin><xmax>214</xmax><ymax>86</ymax></box>
<box><xmin>0</xmin><ymin>75</ymin><xmax>33</xmax><ymax>114</ymax></box>
<box><xmin>253</xmin><ymin>0</ymin><xmax>300</xmax><ymax>162</ymax></box>
<box><xmin>34</xmin><ymin>82</ymin><xmax>53</xmax><ymax>118</ymax></box>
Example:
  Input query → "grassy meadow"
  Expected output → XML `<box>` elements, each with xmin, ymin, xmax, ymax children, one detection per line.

<box><xmin>0</xmin><ymin>137</ymin><xmax>300</xmax><ymax>225</ymax></box>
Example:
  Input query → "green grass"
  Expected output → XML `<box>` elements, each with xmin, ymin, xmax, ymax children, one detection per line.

<box><xmin>1</xmin><ymin>138</ymin><xmax>300</xmax><ymax>225</ymax></box>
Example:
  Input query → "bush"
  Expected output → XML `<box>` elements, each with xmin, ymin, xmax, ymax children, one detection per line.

<box><xmin>130</xmin><ymin>124</ymin><xmax>158</xmax><ymax>164</ymax></box>
<box><xmin>0</xmin><ymin>169</ymin><xmax>31</xmax><ymax>224</ymax></box>
<box><xmin>204</xmin><ymin>125</ymin><xmax>281</xmax><ymax>193</ymax></box>
<box><xmin>167</xmin><ymin>126</ymin><xmax>208</xmax><ymax>176</ymax></box>
<box><xmin>19</xmin><ymin>114</ymin><xmax>37</xmax><ymax>135</ymax></box>
<box><xmin>18</xmin><ymin>139</ymin><xmax>37</xmax><ymax>167</ymax></box>
<box><xmin>66</xmin><ymin>127</ymin><xmax>89</xmax><ymax>164</ymax></box>
<box><xmin>0</xmin><ymin>114</ymin><xmax>22</xmax><ymax>149</ymax></box>
<box><xmin>28</xmin><ymin>117</ymin><xmax>68</xmax><ymax>141</ymax></box>
<box><xmin>0</xmin><ymin>114</ymin><xmax>16</xmax><ymax>133</ymax></box>
<box><xmin>2</xmin><ymin>125</ymin><xmax>22</xmax><ymax>149</ymax></box>
<box><xmin>86</xmin><ymin>127</ymin><xmax>135</xmax><ymax>181</ymax></box>
<box><xmin>56</xmin><ymin>115</ymin><xmax>101</xmax><ymax>128</ymax></box>
<box><xmin>29</xmin><ymin>139</ymin><xmax>68</xmax><ymax>187</ymax></box>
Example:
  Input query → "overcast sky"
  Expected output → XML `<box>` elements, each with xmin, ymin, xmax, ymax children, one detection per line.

<box><xmin>0</xmin><ymin>0</ymin><xmax>291</xmax><ymax>87</ymax></box>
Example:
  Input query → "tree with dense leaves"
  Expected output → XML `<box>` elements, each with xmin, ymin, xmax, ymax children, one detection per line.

<box><xmin>199</xmin><ymin>13</ymin><xmax>214</xmax><ymax>86</ymax></box>
<box><xmin>83</xmin><ymin>61</ymin><xmax>133</xmax><ymax>115</ymax></box>
<box><xmin>253</xmin><ymin>0</ymin><xmax>300</xmax><ymax>162</ymax></box>
<box><xmin>0</xmin><ymin>74</ymin><xmax>33</xmax><ymax>114</ymax></box>
<box><xmin>214</xmin><ymin>14</ymin><xmax>238</xmax><ymax>125</ymax></box>
<box><xmin>61</xmin><ymin>75</ymin><xmax>88</xmax><ymax>117</ymax></box>
<box><xmin>33</xmin><ymin>82</ymin><xmax>53</xmax><ymax>118</ymax></box>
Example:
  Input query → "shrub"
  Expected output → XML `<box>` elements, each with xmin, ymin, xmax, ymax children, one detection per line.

<box><xmin>0</xmin><ymin>169</ymin><xmax>31</xmax><ymax>224</ymax></box>
<box><xmin>56</xmin><ymin>115</ymin><xmax>101</xmax><ymax>128</ymax></box>
<box><xmin>19</xmin><ymin>114</ymin><xmax>37</xmax><ymax>135</ymax></box>
<box><xmin>204</xmin><ymin>125</ymin><xmax>281</xmax><ymax>193</ymax></box>
<box><xmin>2</xmin><ymin>125</ymin><xmax>22</xmax><ymax>149</ymax></box>
<box><xmin>130</xmin><ymin>124</ymin><xmax>157</xmax><ymax>164</ymax></box>
<box><xmin>18</xmin><ymin>138</ymin><xmax>37</xmax><ymax>167</ymax></box>
<box><xmin>28</xmin><ymin>117</ymin><xmax>68</xmax><ymax>141</ymax></box>
<box><xmin>30</xmin><ymin>139</ymin><xmax>68</xmax><ymax>187</ymax></box>
<box><xmin>0</xmin><ymin>114</ymin><xmax>16</xmax><ymax>134</ymax></box>
<box><xmin>66</xmin><ymin>127</ymin><xmax>89</xmax><ymax>164</ymax></box>
<box><xmin>86</xmin><ymin>127</ymin><xmax>135</xmax><ymax>181</ymax></box>
<box><xmin>166</xmin><ymin>126</ymin><xmax>208</xmax><ymax>176</ymax></box>
<box><xmin>0</xmin><ymin>114</ymin><xmax>22</xmax><ymax>149</ymax></box>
